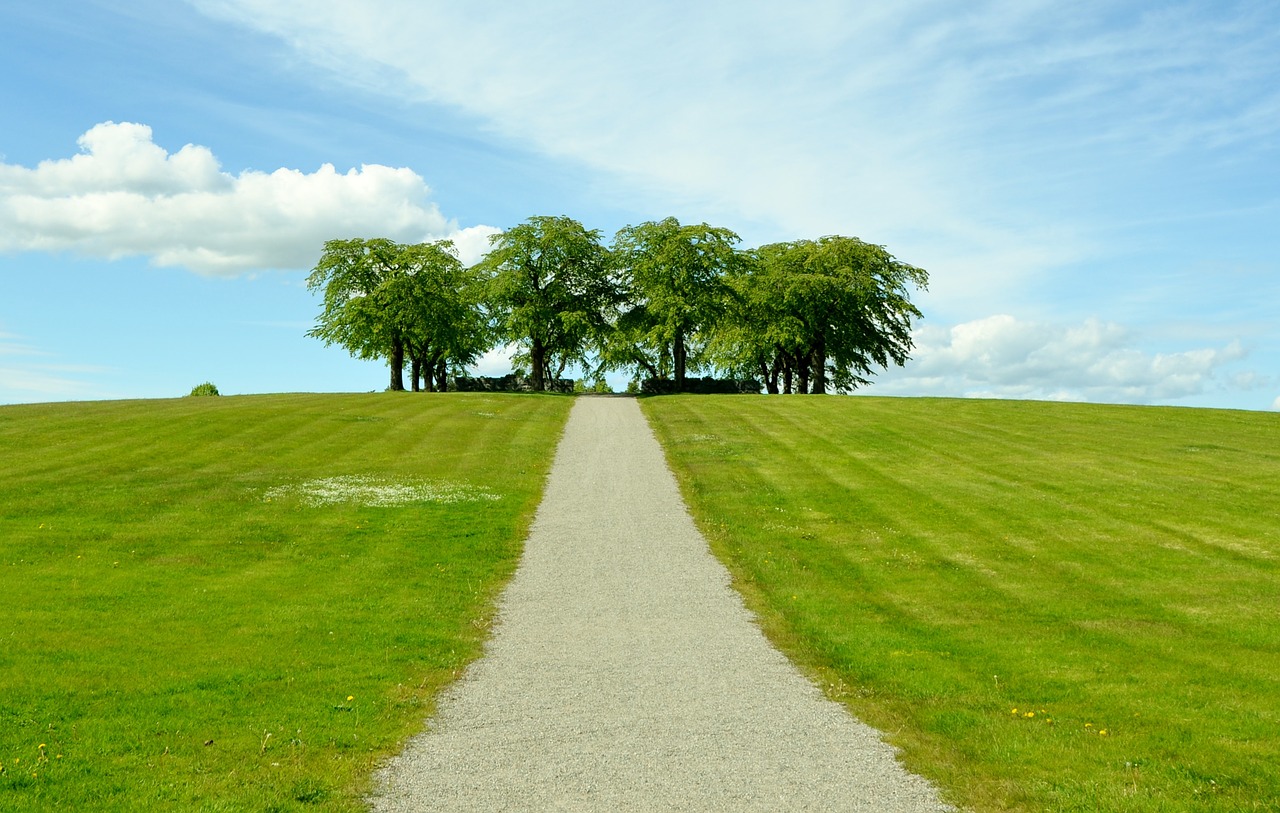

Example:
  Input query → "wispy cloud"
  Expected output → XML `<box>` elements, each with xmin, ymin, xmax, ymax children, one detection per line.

<box><xmin>0</xmin><ymin>326</ymin><xmax>115</xmax><ymax>402</ymax></box>
<box><xmin>189</xmin><ymin>0</ymin><xmax>1280</xmax><ymax>309</ymax></box>
<box><xmin>0</xmin><ymin>121</ymin><xmax>494</xmax><ymax>275</ymax></box>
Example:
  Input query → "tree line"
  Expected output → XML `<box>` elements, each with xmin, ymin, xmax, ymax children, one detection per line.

<box><xmin>306</xmin><ymin>215</ymin><xmax>928</xmax><ymax>395</ymax></box>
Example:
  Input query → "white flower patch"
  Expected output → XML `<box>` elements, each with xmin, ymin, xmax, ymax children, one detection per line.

<box><xmin>264</xmin><ymin>476</ymin><xmax>501</xmax><ymax>507</ymax></box>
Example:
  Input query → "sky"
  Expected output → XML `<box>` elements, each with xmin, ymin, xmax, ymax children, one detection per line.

<box><xmin>2</xmin><ymin>0</ymin><xmax>1277</xmax><ymax>409</ymax></box>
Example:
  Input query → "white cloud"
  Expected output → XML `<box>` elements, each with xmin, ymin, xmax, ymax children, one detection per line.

<box><xmin>469</xmin><ymin>344</ymin><xmax>517</xmax><ymax>378</ymax></box>
<box><xmin>867</xmin><ymin>314</ymin><xmax>1249</xmax><ymax>405</ymax></box>
<box><xmin>0</xmin><ymin>121</ymin><xmax>492</xmax><ymax>275</ymax></box>
<box><xmin>450</xmin><ymin>224</ymin><xmax>502</xmax><ymax>268</ymax></box>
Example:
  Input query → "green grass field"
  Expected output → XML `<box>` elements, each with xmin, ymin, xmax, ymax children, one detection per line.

<box><xmin>0</xmin><ymin>392</ymin><xmax>572</xmax><ymax>811</ymax></box>
<box><xmin>642</xmin><ymin>395</ymin><xmax>1280</xmax><ymax>813</ymax></box>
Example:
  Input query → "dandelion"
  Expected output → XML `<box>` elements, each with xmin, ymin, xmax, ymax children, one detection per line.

<box><xmin>1085</xmin><ymin>723</ymin><xmax>1093</xmax><ymax>728</ymax></box>
<box><xmin>347</xmin><ymin>695</ymin><xmax>354</xmax><ymax>702</ymax></box>
<box><xmin>1024</xmin><ymin>711</ymin><xmax>1035</xmax><ymax>718</ymax></box>
<box><xmin>1011</xmin><ymin>708</ymin><xmax>1019</xmax><ymax>715</ymax></box>
<box><xmin>1099</xmin><ymin>729</ymin><xmax>1109</xmax><ymax>736</ymax></box>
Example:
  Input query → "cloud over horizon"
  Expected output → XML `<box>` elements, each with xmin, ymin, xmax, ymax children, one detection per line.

<box><xmin>0</xmin><ymin>121</ymin><xmax>494</xmax><ymax>275</ymax></box>
<box><xmin>868</xmin><ymin>314</ymin><xmax>1254</xmax><ymax>405</ymax></box>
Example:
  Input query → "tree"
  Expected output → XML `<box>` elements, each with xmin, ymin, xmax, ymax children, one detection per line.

<box><xmin>307</xmin><ymin>238</ymin><xmax>408</xmax><ymax>391</ymax></box>
<box><xmin>608</xmin><ymin>218</ymin><xmax>742</xmax><ymax>390</ymax></box>
<box><xmin>307</xmin><ymin>238</ymin><xmax>488</xmax><ymax>391</ymax></box>
<box><xmin>712</xmin><ymin>236</ymin><xmax>927</xmax><ymax>394</ymax></box>
<box><xmin>478</xmin><ymin>216</ymin><xmax>617</xmax><ymax>391</ymax></box>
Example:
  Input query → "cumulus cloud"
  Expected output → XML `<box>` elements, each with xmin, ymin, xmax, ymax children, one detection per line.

<box><xmin>868</xmin><ymin>314</ymin><xmax>1249</xmax><ymax>405</ymax></box>
<box><xmin>0</xmin><ymin>121</ymin><xmax>490</xmax><ymax>275</ymax></box>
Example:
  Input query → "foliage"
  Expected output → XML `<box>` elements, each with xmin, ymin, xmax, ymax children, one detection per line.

<box><xmin>608</xmin><ymin>218</ymin><xmax>742</xmax><ymax>388</ymax></box>
<box><xmin>305</xmin><ymin>221</ymin><xmax>926</xmax><ymax>393</ymax></box>
<box><xmin>478</xmin><ymin>216</ymin><xmax>618</xmax><ymax>391</ymax></box>
<box><xmin>712</xmin><ymin>237</ymin><xmax>927</xmax><ymax>393</ymax></box>
<box><xmin>307</xmin><ymin>238</ymin><xmax>487</xmax><ymax>392</ymax></box>
<box><xmin>573</xmin><ymin>378</ymin><xmax>613</xmax><ymax>394</ymax></box>
<box><xmin>0</xmin><ymin>393</ymin><xmax>571</xmax><ymax>811</ymax></box>
<box><xmin>644</xmin><ymin>395</ymin><xmax>1280</xmax><ymax>813</ymax></box>
<box><xmin>187</xmin><ymin>382</ymin><xmax>219</xmax><ymax>397</ymax></box>
<box><xmin>391</xmin><ymin>242</ymin><xmax>492</xmax><ymax>392</ymax></box>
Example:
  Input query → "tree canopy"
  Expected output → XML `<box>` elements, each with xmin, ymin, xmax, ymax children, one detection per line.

<box><xmin>716</xmin><ymin>237</ymin><xmax>927</xmax><ymax>394</ymax></box>
<box><xmin>307</xmin><ymin>221</ymin><xmax>928</xmax><ymax>395</ymax></box>
<box><xmin>608</xmin><ymin>217</ymin><xmax>742</xmax><ymax>389</ymax></box>
<box><xmin>477</xmin><ymin>216</ymin><xmax>618</xmax><ymax>392</ymax></box>
<box><xmin>306</xmin><ymin>238</ymin><xmax>487</xmax><ymax>392</ymax></box>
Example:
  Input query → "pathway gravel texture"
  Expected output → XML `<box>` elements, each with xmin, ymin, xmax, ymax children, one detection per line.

<box><xmin>370</xmin><ymin>397</ymin><xmax>954</xmax><ymax>812</ymax></box>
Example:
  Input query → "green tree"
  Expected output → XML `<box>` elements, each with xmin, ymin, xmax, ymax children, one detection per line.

<box><xmin>714</xmin><ymin>236</ymin><xmax>927</xmax><ymax>394</ymax></box>
<box><xmin>390</xmin><ymin>242</ymin><xmax>491</xmax><ymax>392</ymax></box>
<box><xmin>307</xmin><ymin>238</ymin><xmax>489</xmax><ymax>391</ymax></box>
<box><xmin>307</xmin><ymin>238</ymin><xmax>408</xmax><ymax>390</ymax></box>
<box><xmin>478</xmin><ymin>216</ymin><xmax>617</xmax><ymax>391</ymax></box>
<box><xmin>608</xmin><ymin>217</ymin><xmax>742</xmax><ymax>390</ymax></box>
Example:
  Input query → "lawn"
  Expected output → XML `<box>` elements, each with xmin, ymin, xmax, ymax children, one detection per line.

<box><xmin>0</xmin><ymin>392</ymin><xmax>572</xmax><ymax>812</ymax></box>
<box><xmin>642</xmin><ymin>395</ymin><xmax>1280</xmax><ymax>813</ymax></box>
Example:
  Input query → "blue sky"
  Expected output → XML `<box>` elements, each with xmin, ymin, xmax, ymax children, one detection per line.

<box><xmin>2</xmin><ymin>0</ymin><xmax>1277</xmax><ymax>409</ymax></box>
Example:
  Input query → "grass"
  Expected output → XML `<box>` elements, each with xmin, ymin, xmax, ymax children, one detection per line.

<box><xmin>641</xmin><ymin>395</ymin><xmax>1280</xmax><ymax>813</ymax></box>
<box><xmin>0</xmin><ymin>392</ymin><xmax>572</xmax><ymax>812</ymax></box>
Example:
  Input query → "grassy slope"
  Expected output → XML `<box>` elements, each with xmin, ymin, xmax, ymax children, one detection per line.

<box><xmin>0</xmin><ymin>393</ymin><xmax>572</xmax><ymax>812</ymax></box>
<box><xmin>642</xmin><ymin>395</ymin><xmax>1280</xmax><ymax>813</ymax></box>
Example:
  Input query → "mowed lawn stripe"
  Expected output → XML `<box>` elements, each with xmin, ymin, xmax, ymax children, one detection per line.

<box><xmin>642</xmin><ymin>395</ymin><xmax>1280</xmax><ymax>813</ymax></box>
<box><xmin>0</xmin><ymin>393</ymin><xmax>571</xmax><ymax>812</ymax></box>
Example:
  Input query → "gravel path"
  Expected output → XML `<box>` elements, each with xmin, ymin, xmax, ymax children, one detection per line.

<box><xmin>369</xmin><ymin>397</ymin><xmax>954</xmax><ymax>812</ymax></box>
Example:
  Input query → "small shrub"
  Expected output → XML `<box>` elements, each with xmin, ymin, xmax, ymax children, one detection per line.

<box><xmin>188</xmin><ymin>382</ymin><xmax>220</xmax><ymax>397</ymax></box>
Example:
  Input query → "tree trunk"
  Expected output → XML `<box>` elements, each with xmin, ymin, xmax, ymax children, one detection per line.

<box><xmin>812</xmin><ymin>333</ymin><xmax>827</xmax><ymax>395</ymax></box>
<box><xmin>797</xmin><ymin>350</ymin><xmax>810</xmax><ymax>395</ymax></box>
<box><xmin>781</xmin><ymin>349</ymin><xmax>793</xmax><ymax>395</ymax></box>
<box><xmin>530</xmin><ymin>338</ymin><xmax>546</xmax><ymax>392</ymax></box>
<box><xmin>435</xmin><ymin>359</ymin><xmax>448</xmax><ymax>392</ymax></box>
<box><xmin>389</xmin><ymin>337</ymin><xmax>405</xmax><ymax>391</ymax></box>
<box><xmin>759</xmin><ymin>359</ymin><xmax>779</xmax><ymax>395</ymax></box>
<box><xmin>410</xmin><ymin>356</ymin><xmax>422</xmax><ymax>392</ymax></box>
<box><xmin>674</xmin><ymin>326</ymin><xmax>687</xmax><ymax>392</ymax></box>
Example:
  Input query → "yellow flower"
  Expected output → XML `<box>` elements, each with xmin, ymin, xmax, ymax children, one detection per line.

<box><xmin>1011</xmin><ymin>708</ymin><xmax>1018</xmax><ymax>715</ymax></box>
<box><xmin>1099</xmin><ymin>729</ymin><xmax>1109</xmax><ymax>736</ymax></box>
<box><xmin>346</xmin><ymin>695</ymin><xmax>354</xmax><ymax>702</ymax></box>
<box><xmin>1084</xmin><ymin>723</ymin><xmax>1093</xmax><ymax>728</ymax></box>
<box><xmin>1024</xmin><ymin>712</ymin><xmax>1035</xmax><ymax>718</ymax></box>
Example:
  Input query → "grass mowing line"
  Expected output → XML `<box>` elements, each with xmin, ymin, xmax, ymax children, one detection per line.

<box><xmin>0</xmin><ymin>392</ymin><xmax>572</xmax><ymax>812</ymax></box>
<box><xmin>642</xmin><ymin>395</ymin><xmax>1280</xmax><ymax>813</ymax></box>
